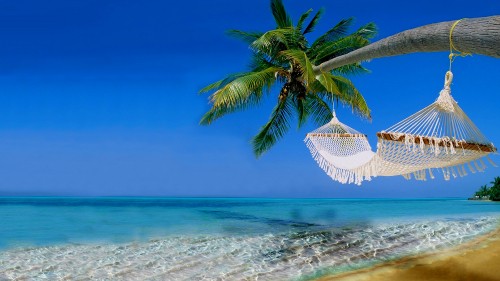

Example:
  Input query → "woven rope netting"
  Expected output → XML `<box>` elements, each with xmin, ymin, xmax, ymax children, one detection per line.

<box><xmin>305</xmin><ymin>71</ymin><xmax>496</xmax><ymax>185</ymax></box>
<box><xmin>376</xmin><ymin>71</ymin><xmax>497</xmax><ymax>180</ymax></box>
<box><xmin>305</xmin><ymin>115</ymin><xmax>377</xmax><ymax>185</ymax></box>
<box><xmin>305</xmin><ymin>19</ymin><xmax>496</xmax><ymax>184</ymax></box>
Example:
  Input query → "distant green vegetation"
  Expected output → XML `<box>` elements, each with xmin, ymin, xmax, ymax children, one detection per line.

<box><xmin>473</xmin><ymin>177</ymin><xmax>500</xmax><ymax>201</ymax></box>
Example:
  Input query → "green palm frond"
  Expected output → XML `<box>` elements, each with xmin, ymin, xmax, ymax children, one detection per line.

<box><xmin>199</xmin><ymin>80</ymin><xmax>224</xmax><ymax>95</ymax></box>
<box><xmin>199</xmin><ymin>72</ymin><xmax>247</xmax><ymax>94</ymax></box>
<box><xmin>315</xmin><ymin>72</ymin><xmax>341</xmax><ymax>96</ymax></box>
<box><xmin>251</xmin><ymin>29</ymin><xmax>289</xmax><ymax>50</ymax></box>
<box><xmin>315</xmin><ymin>72</ymin><xmax>370</xmax><ymax>119</ymax></box>
<box><xmin>296</xmin><ymin>9</ymin><xmax>312</xmax><ymax>32</ymax></box>
<box><xmin>271</xmin><ymin>0</ymin><xmax>292</xmax><ymax>28</ymax></box>
<box><xmin>226</xmin><ymin>30</ymin><xmax>264</xmax><ymax>44</ymax></box>
<box><xmin>252</xmin><ymin>28</ymin><xmax>309</xmax><ymax>56</ymax></box>
<box><xmin>330</xmin><ymin>75</ymin><xmax>370</xmax><ymax>119</ymax></box>
<box><xmin>491</xmin><ymin>177</ymin><xmax>500</xmax><ymax>187</ymax></box>
<box><xmin>201</xmin><ymin>67</ymin><xmax>280</xmax><ymax>125</ymax></box>
<box><xmin>209</xmin><ymin>67</ymin><xmax>280</xmax><ymax>108</ymax></box>
<box><xmin>303</xmin><ymin>8</ymin><xmax>324</xmax><ymax>34</ymax></box>
<box><xmin>279</xmin><ymin>50</ymin><xmax>315</xmax><ymax>85</ymax></box>
<box><xmin>250</xmin><ymin>28</ymin><xmax>296</xmax><ymax>57</ymax></box>
<box><xmin>252</xmin><ymin>95</ymin><xmax>294</xmax><ymax>157</ymax></box>
<box><xmin>331</xmin><ymin>63</ymin><xmax>370</xmax><ymax>75</ymax></box>
<box><xmin>310</xmin><ymin>35</ymin><xmax>369</xmax><ymax>64</ymax></box>
<box><xmin>305</xmin><ymin>90</ymin><xmax>333</xmax><ymax>125</ymax></box>
<box><xmin>200</xmin><ymin>105</ymin><xmax>234</xmax><ymax>127</ymax></box>
<box><xmin>354</xmin><ymin>22</ymin><xmax>377</xmax><ymax>39</ymax></box>
<box><xmin>249</xmin><ymin>52</ymin><xmax>280</xmax><ymax>71</ymax></box>
<box><xmin>292</xmin><ymin>94</ymin><xmax>309</xmax><ymax>128</ymax></box>
<box><xmin>309</xmin><ymin>17</ymin><xmax>354</xmax><ymax>50</ymax></box>
<box><xmin>332</xmin><ymin>63</ymin><xmax>370</xmax><ymax>76</ymax></box>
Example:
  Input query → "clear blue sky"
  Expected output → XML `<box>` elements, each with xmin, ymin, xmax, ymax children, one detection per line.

<box><xmin>0</xmin><ymin>0</ymin><xmax>498</xmax><ymax>197</ymax></box>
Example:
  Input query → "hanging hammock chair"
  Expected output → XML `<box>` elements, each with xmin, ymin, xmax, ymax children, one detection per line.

<box><xmin>304</xmin><ymin>114</ymin><xmax>377</xmax><ymax>185</ymax></box>
<box><xmin>305</xmin><ymin>71</ymin><xmax>496</xmax><ymax>185</ymax></box>
<box><xmin>375</xmin><ymin>71</ymin><xmax>497</xmax><ymax>181</ymax></box>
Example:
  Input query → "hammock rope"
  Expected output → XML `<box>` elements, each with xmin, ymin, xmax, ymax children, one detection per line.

<box><xmin>304</xmin><ymin>116</ymin><xmax>377</xmax><ymax>185</ymax></box>
<box><xmin>448</xmin><ymin>18</ymin><xmax>472</xmax><ymax>71</ymax></box>
<box><xmin>375</xmin><ymin>70</ymin><xmax>496</xmax><ymax>180</ymax></box>
<box><xmin>304</xmin><ymin>19</ymin><xmax>496</xmax><ymax>185</ymax></box>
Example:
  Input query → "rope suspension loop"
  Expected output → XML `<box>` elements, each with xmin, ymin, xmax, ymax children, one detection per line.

<box><xmin>444</xmin><ymin>71</ymin><xmax>453</xmax><ymax>88</ymax></box>
<box><xmin>448</xmin><ymin>19</ymin><xmax>472</xmax><ymax>70</ymax></box>
<box><xmin>331</xmin><ymin>89</ymin><xmax>336</xmax><ymax>118</ymax></box>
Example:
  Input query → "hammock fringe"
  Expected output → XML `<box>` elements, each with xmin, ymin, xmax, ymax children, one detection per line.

<box><xmin>305</xmin><ymin>71</ymin><xmax>497</xmax><ymax>185</ymax></box>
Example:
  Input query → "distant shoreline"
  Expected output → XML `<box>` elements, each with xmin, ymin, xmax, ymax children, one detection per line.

<box><xmin>0</xmin><ymin>195</ymin><xmax>472</xmax><ymax>200</ymax></box>
<box><xmin>468</xmin><ymin>198</ymin><xmax>492</xmax><ymax>201</ymax></box>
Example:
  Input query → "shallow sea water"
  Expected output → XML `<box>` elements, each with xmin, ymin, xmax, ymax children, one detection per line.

<box><xmin>1</xmin><ymin>197</ymin><xmax>499</xmax><ymax>280</ymax></box>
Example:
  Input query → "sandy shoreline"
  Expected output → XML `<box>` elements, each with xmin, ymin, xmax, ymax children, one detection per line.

<box><xmin>315</xmin><ymin>225</ymin><xmax>500</xmax><ymax>281</ymax></box>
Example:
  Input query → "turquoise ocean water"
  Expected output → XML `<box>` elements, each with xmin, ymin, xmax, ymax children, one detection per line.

<box><xmin>1</xmin><ymin>197</ymin><xmax>500</xmax><ymax>280</ymax></box>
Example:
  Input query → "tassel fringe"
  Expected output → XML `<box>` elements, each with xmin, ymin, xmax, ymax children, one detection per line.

<box><xmin>305</xmin><ymin>138</ymin><xmax>377</xmax><ymax>185</ymax></box>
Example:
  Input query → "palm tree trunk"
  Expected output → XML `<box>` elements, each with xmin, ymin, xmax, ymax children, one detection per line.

<box><xmin>313</xmin><ymin>16</ymin><xmax>500</xmax><ymax>74</ymax></box>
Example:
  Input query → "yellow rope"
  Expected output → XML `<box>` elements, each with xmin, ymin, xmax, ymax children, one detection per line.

<box><xmin>448</xmin><ymin>18</ymin><xmax>472</xmax><ymax>70</ymax></box>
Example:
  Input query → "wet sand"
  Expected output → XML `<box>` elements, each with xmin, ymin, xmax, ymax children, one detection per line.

<box><xmin>316</xmin><ymin>226</ymin><xmax>500</xmax><ymax>281</ymax></box>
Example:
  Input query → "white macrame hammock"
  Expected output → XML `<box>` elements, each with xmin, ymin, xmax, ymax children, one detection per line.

<box><xmin>305</xmin><ymin>71</ymin><xmax>497</xmax><ymax>185</ymax></box>
<box><xmin>304</xmin><ymin>114</ymin><xmax>376</xmax><ymax>185</ymax></box>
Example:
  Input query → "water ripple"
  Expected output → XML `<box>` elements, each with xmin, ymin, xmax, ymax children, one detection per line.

<box><xmin>0</xmin><ymin>216</ymin><xmax>498</xmax><ymax>280</ymax></box>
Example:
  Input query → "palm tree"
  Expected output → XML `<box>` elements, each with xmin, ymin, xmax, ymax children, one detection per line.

<box><xmin>491</xmin><ymin>176</ymin><xmax>500</xmax><ymax>188</ymax></box>
<box><xmin>489</xmin><ymin>176</ymin><xmax>500</xmax><ymax>201</ymax></box>
<box><xmin>200</xmin><ymin>0</ymin><xmax>376</xmax><ymax>157</ymax></box>
<box><xmin>475</xmin><ymin>185</ymin><xmax>490</xmax><ymax>197</ymax></box>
